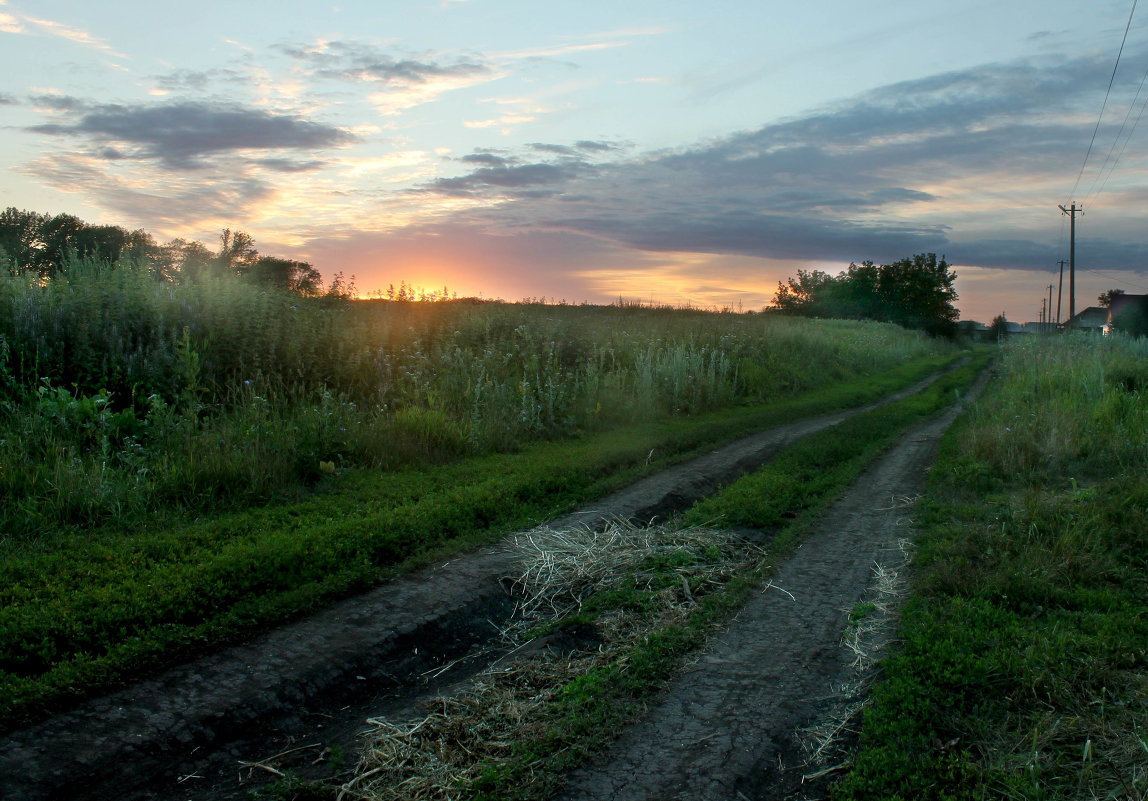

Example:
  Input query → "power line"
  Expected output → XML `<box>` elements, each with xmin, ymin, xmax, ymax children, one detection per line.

<box><xmin>1085</xmin><ymin>268</ymin><xmax>1148</xmax><ymax>292</ymax></box>
<box><xmin>1071</xmin><ymin>0</ymin><xmax>1139</xmax><ymax>198</ymax></box>
<box><xmin>1090</xmin><ymin>71</ymin><xmax>1148</xmax><ymax>199</ymax></box>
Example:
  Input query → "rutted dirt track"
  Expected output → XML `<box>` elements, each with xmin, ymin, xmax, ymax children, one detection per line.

<box><xmin>0</xmin><ymin>363</ymin><xmax>983</xmax><ymax>801</ymax></box>
<box><xmin>561</xmin><ymin>367</ymin><xmax>990</xmax><ymax>801</ymax></box>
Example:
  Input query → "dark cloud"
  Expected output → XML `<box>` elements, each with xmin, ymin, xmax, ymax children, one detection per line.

<box><xmin>530</xmin><ymin>142</ymin><xmax>578</xmax><ymax>156</ymax></box>
<box><xmin>422</xmin><ymin>50</ymin><xmax>1144</xmax><ymax>273</ymax></box>
<box><xmin>254</xmin><ymin>157</ymin><xmax>328</xmax><ymax>173</ymax></box>
<box><xmin>460</xmin><ymin>151</ymin><xmax>514</xmax><ymax>167</ymax></box>
<box><xmin>574</xmin><ymin>140</ymin><xmax>619</xmax><ymax>152</ymax></box>
<box><xmin>429</xmin><ymin>162</ymin><xmax>591</xmax><ymax>196</ymax></box>
<box><xmin>281</xmin><ymin>41</ymin><xmax>491</xmax><ymax>87</ymax></box>
<box><xmin>0</xmin><ymin>93</ymin><xmax>17</xmax><ymax>105</ymax></box>
<box><xmin>30</xmin><ymin>101</ymin><xmax>355</xmax><ymax>168</ymax></box>
<box><xmin>29</xmin><ymin>94</ymin><xmax>89</xmax><ymax>111</ymax></box>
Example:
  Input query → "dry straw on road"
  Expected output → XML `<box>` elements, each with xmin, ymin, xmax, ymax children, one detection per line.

<box><xmin>339</xmin><ymin>518</ymin><xmax>764</xmax><ymax>801</ymax></box>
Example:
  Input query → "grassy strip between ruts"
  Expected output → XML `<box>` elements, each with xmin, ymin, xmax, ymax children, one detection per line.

<box><xmin>833</xmin><ymin>334</ymin><xmax>1148</xmax><ymax>801</ymax></box>
<box><xmin>0</xmin><ymin>351</ymin><xmax>965</xmax><ymax>732</ymax></box>
<box><xmin>334</xmin><ymin>352</ymin><xmax>993</xmax><ymax>801</ymax></box>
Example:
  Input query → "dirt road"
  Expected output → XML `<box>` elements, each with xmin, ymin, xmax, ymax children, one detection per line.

<box><xmin>0</xmin><ymin>363</ymin><xmax>977</xmax><ymax>801</ymax></box>
<box><xmin>558</xmin><ymin>368</ymin><xmax>990</xmax><ymax>801</ymax></box>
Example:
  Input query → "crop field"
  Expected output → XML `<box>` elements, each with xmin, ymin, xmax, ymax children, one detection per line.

<box><xmin>0</xmin><ymin>262</ymin><xmax>959</xmax><ymax>731</ymax></box>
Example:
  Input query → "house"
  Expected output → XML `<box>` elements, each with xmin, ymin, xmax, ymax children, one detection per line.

<box><xmin>1022</xmin><ymin>321</ymin><xmax>1057</xmax><ymax>333</ymax></box>
<box><xmin>956</xmin><ymin>320</ymin><xmax>992</xmax><ymax>341</ymax></box>
<box><xmin>1108</xmin><ymin>294</ymin><xmax>1148</xmax><ymax>335</ymax></box>
<box><xmin>1063</xmin><ymin>306</ymin><xmax>1109</xmax><ymax>332</ymax></box>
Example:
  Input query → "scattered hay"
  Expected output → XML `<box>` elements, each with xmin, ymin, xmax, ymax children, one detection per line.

<box><xmin>796</xmin><ymin>537</ymin><xmax>914</xmax><ymax>780</ymax></box>
<box><xmin>341</xmin><ymin>518</ymin><xmax>763</xmax><ymax>801</ymax></box>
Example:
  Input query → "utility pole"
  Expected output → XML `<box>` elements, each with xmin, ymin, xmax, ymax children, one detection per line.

<box><xmin>1047</xmin><ymin>284</ymin><xmax>1053</xmax><ymax>331</ymax></box>
<box><xmin>1056</xmin><ymin>260</ymin><xmax>1066</xmax><ymax>324</ymax></box>
<box><xmin>1058</xmin><ymin>203</ymin><xmax>1082</xmax><ymax>326</ymax></box>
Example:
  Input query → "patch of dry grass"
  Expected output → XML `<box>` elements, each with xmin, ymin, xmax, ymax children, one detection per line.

<box><xmin>340</xmin><ymin>518</ymin><xmax>764</xmax><ymax>801</ymax></box>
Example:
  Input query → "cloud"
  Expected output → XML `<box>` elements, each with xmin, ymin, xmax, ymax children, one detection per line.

<box><xmin>280</xmin><ymin>40</ymin><xmax>499</xmax><ymax>114</ymax></box>
<box><xmin>412</xmin><ymin>50</ymin><xmax>1147</xmax><ymax>274</ymax></box>
<box><xmin>0</xmin><ymin>92</ymin><xmax>16</xmax><ymax>105</ymax></box>
<box><xmin>0</xmin><ymin>6</ymin><xmax>125</xmax><ymax>58</ymax></box>
<box><xmin>428</xmin><ymin>161</ymin><xmax>593</xmax><ymax>197</ymax></box>
<box><xmin>460</xmin><ymin>151</ymin><xmax>514</xmax><ymax>167</ymax></box>
<box><xmin>18</xmin><ymin>153</ymin><xmax>275</xmax><ymax>233</ymax></box>
<box><xmin>29</xmin><ymin>100</ymin><xmax>356</xmax><ymax>168</ymax></box>
<box><xmin>152</xmin><ymin>67</ymin><xmax>247</xmax><ymax>93</ymax></box>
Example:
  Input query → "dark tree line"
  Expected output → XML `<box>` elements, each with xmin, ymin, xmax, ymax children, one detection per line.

<box><xmin>771</xmin><ymin>253</ymin><xmax>959</xmax><ymax>337</ymax></box>
<box><xmin>0</xmin><ymin>207</ymin><xmax>324</xmax><ymax>296</ymax></box>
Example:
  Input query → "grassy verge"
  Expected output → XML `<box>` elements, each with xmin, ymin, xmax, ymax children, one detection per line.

<box><xmin>834</xmin><ymin>335</ymin><xmax>1148</xmax><ymax>801</ymax></box>
<box><xmin>0</xmin><ymin>351</ymin><xmax>965</xmax><ymax>732</ymax></box>
<box><xmin>340</xmin><ymin>352</ymin><xmax>992</xmax><ymax>800</ymax></box>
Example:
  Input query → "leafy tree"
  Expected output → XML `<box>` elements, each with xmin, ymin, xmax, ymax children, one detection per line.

<box><xmin>989</xmin><ymin>313</ymin><xmax>1010</xmax><ymax>341</ymax></box>
<box><xmin>0</xmin><ymin>207</ymin><xmax>49</xmax><ymax>273</ymax></box>
<box><xmin>1098</xmin><ymin>288</ymin><xmax>1125</xmax><ymax>308</ymax></box>
<box><xmin>216</xmin><ymin>228</ymin><xmax>258</xmax><ymax>275</ymax></box>
<box><xmin>1110</xmin><ymin>297</ymin><xmax>1148</xmax><ymax>338</ymax></box>
<box><xmin>771</xmin><ymin>253</ymin><xmax>959</xmax><ymax>337</ymax></box>
<box><xmin>244</xmin><ymin>256</ymin><xmax>323</xmax><ymax>296</ymax></box>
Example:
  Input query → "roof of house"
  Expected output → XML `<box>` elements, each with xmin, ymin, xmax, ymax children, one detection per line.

<box><xmin>1066</xmin><ymin>306</ymin><xmax>1110</xmax><ymax>328</ymax></box>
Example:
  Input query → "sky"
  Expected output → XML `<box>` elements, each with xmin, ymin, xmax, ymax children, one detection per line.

<box><xmin>4</xmin><ymin>0</ymin><xmax>1148</xmax><ymax>323</ymax></box>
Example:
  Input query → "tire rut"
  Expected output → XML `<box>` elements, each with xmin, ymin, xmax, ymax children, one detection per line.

<box><xmin>0</xmin><ymin>361</ymin><xmax>971</xmax><ymax>801</ymax></box>
<box><xmin>557</xmin><ymin>365</ymin><xmax>991</xmax><ymax>801</ymax></box>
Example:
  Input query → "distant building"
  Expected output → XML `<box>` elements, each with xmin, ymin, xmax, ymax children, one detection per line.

<box><xmin>955</xmin><ymin>319</ymin><xmax>991</xmax><ymax>339</ymax></box>
<box><xmin>1064</xmin><ymin>306</ymin><xmax>1109</xmax><ymax>332</ymax></box>
<box><xmin>1022</xmin><ymin>321</ymin><xmax>1057</xmax><ymax>333</ymax></box>
<box><xmin>1107</xmin><ymin>294</ymin><xmax>1148</xmax><ymax>336</ymax></box>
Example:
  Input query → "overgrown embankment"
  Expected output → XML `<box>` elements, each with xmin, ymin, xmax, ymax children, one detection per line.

<box><xmin>0</xmin><ymin>266</ymin><xmax>960</xmax><ymax>731</ymax></box>
<box><xmin>836</xmin><ymin>334</ymin><xmax>1148</xmax><ymax>801</ymax></box>
<box><xmin>0</xmin><ymin>263</ymin><xmax>947</xmax><ymax>539</ymax></box>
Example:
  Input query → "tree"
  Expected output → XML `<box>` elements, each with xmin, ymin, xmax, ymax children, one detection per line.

<box><xmin>1110</xmin><ymin>296</ymin><xmax>1148</xmax><ymax>338</ymax></box>
<box><xmin>216</xmin><ymin>228</ymin><xmax>258</xmax><ymax>275</ymax></box>
<box><xmin>771</xmin><ymin>253</ymin><xmax>959</xmax><ymax>337</ymax></box>
<box><xmin>244</xmin><ymin>256</ymin><xmax>323</xmax><ymax>296</ymax></box>
<box><xmin>1098</xmin><ymin>288</ymin><xmax>1125</xmax><ymax>308</ymax></box>
<box><xmin>989</xmin><ymin>313</ymin><xmax>1010</xmax><ymax>341</ymax></box>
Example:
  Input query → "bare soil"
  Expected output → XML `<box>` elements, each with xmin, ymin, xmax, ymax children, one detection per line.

<box><xmin>0</xmin><ymin>364</ymin><xmax>978</xmax><ymax>801</ymax></box>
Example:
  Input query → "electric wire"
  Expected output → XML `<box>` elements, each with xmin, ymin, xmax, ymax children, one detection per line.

<box><xmin>1070</xmin><ymin>0</ymin><xmax>1138</xmax><ymax>199</ymax></box>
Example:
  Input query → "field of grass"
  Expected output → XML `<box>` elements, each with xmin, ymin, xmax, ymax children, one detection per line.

<box><xmin>835</xmin><ymin>334</ymin><xmax>1148</xmax><ymax>800</ymax></box>
<box><xmin>0</xmin><ymin>261</ymin><xmax>962</xmax><ymax>731</ymax></box>
<box><xmin>343</xmin><ymin>353</ymin><xmax>992</xmax><ymax>801</ymax></box>
<box><xmin>0</xmin><ymin>260</ymin><xmax>947</xmax><ymax>541</ymax></box>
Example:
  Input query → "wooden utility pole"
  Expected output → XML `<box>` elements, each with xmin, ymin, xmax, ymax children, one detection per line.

<box><xmin>1047</xmin><ymin>284</ymin><xmax>1054</xmax><ymax>330</ymax></box>
<box><xmin>1058</xmin><ymin>203</ymin><xmax>1082</xmax><ymax>326</ymax></box>
<box><xmin>1056</xmin><ymin>260</ymin><xmax>1066</xmax><ymax>324</ymax></box>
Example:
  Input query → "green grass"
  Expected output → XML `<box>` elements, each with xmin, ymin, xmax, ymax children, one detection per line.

<box><xmin>0</xmin><ymin>262</ymin><xmax>954</xmax><ymax>541</ymax></box>
<box><xmin>834</xmin><ymin>334</ymin><xmax>1148</xmax><ymax>801</ymax></box>
<box><xmin>0</xmin><ymin>349</ymin><xmax>966</xmax><ymax>732</ymax></box>
<box><xmin>445</xmin><ymin>352</ymin><xmax>993</xmax><ymax>801</ymax></box>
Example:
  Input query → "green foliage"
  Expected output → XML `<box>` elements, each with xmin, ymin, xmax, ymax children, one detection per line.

<box><xmin>772</xmin><ymin>253</ymin><xmax>960</xmax><ymax>337</ymax></box>
<box><xmin>0</xmin><ymin>261</ymin><xmax>953</xmax><ymax>540</ymax></box>
<box><xmin>0</xmin><ymin>348</ymin><xmax>965</xmax><ymax>731</ymax></box>
<box><xmin>461</xmin><ymin>354</ymin><xmax>990</xmax><ymax>801</ymax></box>
<box><xmin>834</xmin><ymin>335</ymin><xmax>1148</xmax><ymax>801</ymax></box>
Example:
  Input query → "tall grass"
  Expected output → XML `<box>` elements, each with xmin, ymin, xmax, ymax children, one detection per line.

<box><xmin>836</xmin><ymin>333</ymin><xmax>1148</xmax><ymax>801</ymax></box>
<box><xmin>0</xmin><ymin>260</ymin><xmax>951</xmax><ymax>542</ymax></box>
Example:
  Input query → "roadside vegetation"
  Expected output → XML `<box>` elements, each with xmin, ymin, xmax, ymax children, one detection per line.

<box><xmin>835</xmin><ymin>334</ymin><xmax>1148</xmax><ymax>800</ymax></box>
<box><xmin>0</xmin><ymin>257</ymin><xmax>961</xmax><ymax>730</ymax></box>
<box><xmin>333</xmin><ymin>354</ymin><xmax>991</xmax><ymax>801</ymax></box>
